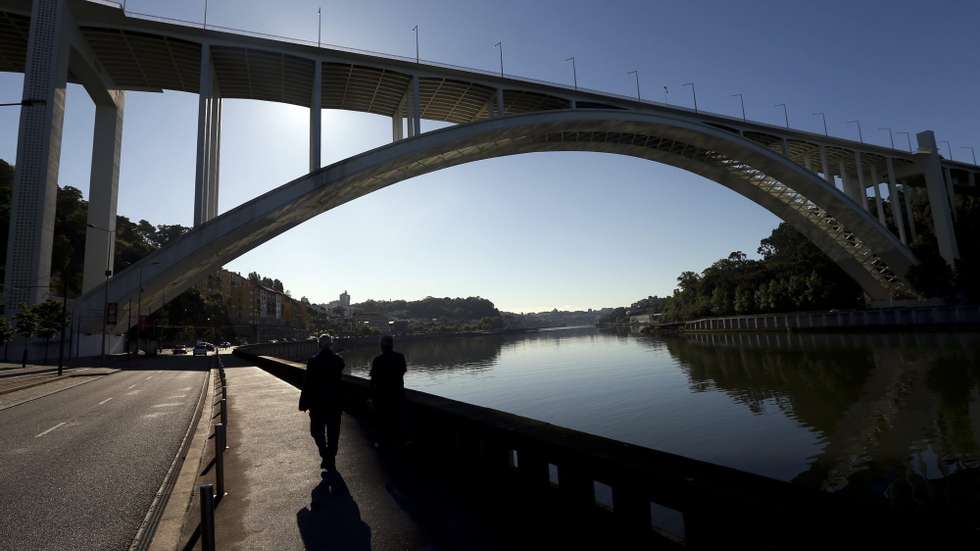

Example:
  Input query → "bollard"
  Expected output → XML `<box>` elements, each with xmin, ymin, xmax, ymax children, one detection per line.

<box><xmin>220</xmin><ymin>398</ymin><xmax>228</xmax><ymax>428</ymax></box>
<box><xmin>199</xmin><ymin>484</ymin><xmax>216</xmax><ymax>551</ymax></box>
<box><xmin>215</xmin><ymin>423</ymin><xmax>227</xmax><ymax>499</ymax></box>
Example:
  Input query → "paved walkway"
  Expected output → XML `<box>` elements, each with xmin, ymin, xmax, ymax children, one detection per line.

<box><xmin>214</xmin><ymin>362</ymin><xmax>431</xmax><ymax>550</ymax></box>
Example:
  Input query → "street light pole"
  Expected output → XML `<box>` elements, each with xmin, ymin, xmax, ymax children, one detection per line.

<box><xmin>316</xmin><ymin>7</ymin><xmax>321</xmax><ymax>49</ymax></box>
<box><xmin>775</xmin><ymin>103</ymin><xmax>789</xmax><ymax>128</ymax></box>
<box><xmin>731</xmin><ymin>93</ymin><xmax>746</xmax><ymax>121</ymax></box>
<box><xmin>963</xmin><ymin>146</ymin><xmax>977</xmax><ymax>165</ymax></box>
<box><xmin>88</xmin><ymin>223</ymin><xmax>114</xmax><ymax>365</ymax></box>
<box><xmin>682</xmin><ymin>82</ymin><xmax>697</xmax><ymax>112</ymax></box>
<box><xmin>812</xmin><ymin>112</ymin><xmax>828</xmax><ymax>136</ymax></box>
<box><xmin>627</xmin><ymin>70</ymin><xmax>640</xmax><ymax>101</ymax></box>
<box><xmin>879</xmin><ymin>127</ymin><xmax>894</xmax><ymax>149</ymax></box>
<box><xmin>940</xmin><ymin>140</ymin><xmax>953</xmax><ymax>159</ymax></box>
<box><xmin>565</xmin><ymin>57</ymin><xmax>577</xmax><ymax>90</ymax></box>
<box><xmin>494</xmin><ymin>41</ymin><xmax>503</xmax><ymax>77</ymax></box>
<box><xmin>896</xmin><ymin>131</ymin><xmax>913</xmax><ymax>152</ymax></box>
<box><xmin>412</xmin><ymin>25</ymin><xmax>419</xmax><ymax>63</ymax></box>
<box><xmin>846</xmin><ymin>120</ymin><xmax>863</xmax><ymax>143</ymax></box>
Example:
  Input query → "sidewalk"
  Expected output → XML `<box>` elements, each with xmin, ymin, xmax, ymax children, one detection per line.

<box><xmin>195</xmin><ymin>356</ymin><xmax>663</xmax><ymax>551</ymax></box>
<box><xmin>212</xmin><ymin>361</ymin><xmax>430</xmax><ymax>550</ymax></box>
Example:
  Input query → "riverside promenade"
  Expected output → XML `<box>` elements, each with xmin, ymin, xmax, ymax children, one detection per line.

<box><xmin>202</xmin><ymin>354</ymin><xmax>660</xmax><ymax>550</ymax></box>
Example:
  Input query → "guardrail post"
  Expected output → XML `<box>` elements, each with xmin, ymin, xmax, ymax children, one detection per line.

<box><xmin>215</xmin><ymin>423</ymin><xmax>227</xmax><ymax>499</ymax></box>
<box><xmin>199</xmin><ymin>484</ymin><xmax>216</xmax><ymax>551</ymax></box>
<box><xmin>220</xmin><ymin>397</ymin><xmax>228</xmax><ymax>428</ymax></box>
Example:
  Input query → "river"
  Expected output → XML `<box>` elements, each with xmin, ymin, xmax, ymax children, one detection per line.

<box><xmin>339</xmin><ymin>326</ymin><xmax>980</xmax><ymax>500</ymax></box>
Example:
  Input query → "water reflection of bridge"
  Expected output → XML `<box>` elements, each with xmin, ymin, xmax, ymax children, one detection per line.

<box><xmin>669</xmin><ymin>332</ymin><xmax>980</xmax><ymax>520</ymax></box>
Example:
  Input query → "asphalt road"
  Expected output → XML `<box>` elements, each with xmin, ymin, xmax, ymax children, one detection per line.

<box><xmin>0</xmin><ymin>356</ymin><xmax>209</xmax><ymax>551</ymax></box>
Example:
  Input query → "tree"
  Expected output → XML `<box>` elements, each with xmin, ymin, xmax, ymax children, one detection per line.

<box><xmin>0</xmin><ymin>316</ymin><xmax>12</xmax><ymax>362</ymax></box>
<box><xmin>34</xmin><ymin>300</ymin><xmax>68</xmax><ymax>364</ymax></box>
<box><xmin>14</xmin><ymin>304</ymin><xmax>38</xmax><ymax>368</ymax></box>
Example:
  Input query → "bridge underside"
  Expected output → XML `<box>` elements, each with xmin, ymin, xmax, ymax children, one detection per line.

<box><xmin>73</xmin><ymin>110</ymin><xmax>918</xmax><ymax>332</ymax></box>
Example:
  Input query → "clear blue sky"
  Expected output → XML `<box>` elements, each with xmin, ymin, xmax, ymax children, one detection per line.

<box><xmin>1</xmin><ymin>0</ymin><xmax>977</xmax><ymax>312</ymax></box>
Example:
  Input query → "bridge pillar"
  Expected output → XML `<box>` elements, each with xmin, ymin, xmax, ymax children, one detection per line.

<box><xmin>886</xmin><ymin>158</ymin><xmax>907</xmax><ymax>245</ymax></box>
<box><xmin>194</xmin><ymin>43</ymin><xmax>222</xmax><ymax>226</ymax></box>
<box><xmin>392</xmin><ymin>111</ymin><xmax>403</xmax><ymax>141</ymax></box>
<box><xmin>853</xmin><ymin>151</ymin><xmax>869</xmax><ymax>211</ymax></box>
<box><xmin>840</xmin><ymin>160</ymin><xmax>862</xmax><ymax>205</ymax></box>
<box><xmin>915</xmin><ymin>130</ymin><xmax>959</xmax><ymax>266</ymax></box>
<box><xmin>869</xmin><ymin>164</ymin><xmax>886</xmax><ymax>226</ymax></box>
<box><xmin>81</xmin><ymin>91</ymin><xmax>125</xmax><ymax>294</ymax></box>
<box><xmin>496</xmin><ymin>88</ymin><xmax>505</xmax><ymax>117</ymax></box>
<box><xmin>310</xmin><ymin>61</ymin><xmax>321</xmax><ymax>172</ymax></box>
<box><xmin>407</xmin><ymin>75</ymin><xmax>421</xmax><ymax>137</ymax></box>
<box><xmin>819</xmin><ymin>145</ymin><xmax>834</xmax><ymax>187</ymax></box>
<box><xmin>3</xmin><ymin>0</ymin><xmax>72</xmax><ymax>311</ymax></box>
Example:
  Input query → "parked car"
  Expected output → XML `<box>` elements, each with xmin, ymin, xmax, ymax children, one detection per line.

<box><xmin>193</xmin><ymin>343</ymin><xmax>209</xmax><ymax>356</ymax></box>
<box><xmin>220</xmin><ymin>341</ymin><xmax>231</xmax><ymax>348</ymax></box>
<box><xmin>204</xmin><ymin>342</ymin><xmax>216</xmax><ymax>351</ymax></box>
<box><xmin>173</xmin><ymin>345</ymin><xmax>187</xmax><ymax>355</ymax></box>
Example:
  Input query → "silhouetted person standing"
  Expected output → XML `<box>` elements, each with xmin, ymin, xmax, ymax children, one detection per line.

<box><xmin>299</xmin><ymin>334</ymin><xmax>345</xmax><ymax>471</ymax></box>
<box><xmin>369</xmin><ymin>335</ymin><xmax>407</xmax><ymax>449</ymax></box>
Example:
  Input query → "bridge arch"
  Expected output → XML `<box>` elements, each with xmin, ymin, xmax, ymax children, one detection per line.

<box><xmin>78</xmin><ymin>109</ymin><xmax>918</xmax><ymax>329</ymax></box>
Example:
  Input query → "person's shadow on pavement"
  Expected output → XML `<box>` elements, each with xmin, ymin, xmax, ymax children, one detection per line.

<box><xmin>297</xmin><ymin>470</ymin><xmax>371</xmax><ymax>550</ymax></box>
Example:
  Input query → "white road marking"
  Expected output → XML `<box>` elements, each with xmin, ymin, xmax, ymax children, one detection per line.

<box><xmin>35</xmin><ymin>422</ymin><xmax>67</xmax><ymax>438</ymax></box>
<box><xmin>152</xmin><ymin>402</ymin><xmax>182</xmax><ymax>408</ymax></box>
<box><xmin>128</xmin><ymin>384</ymin><xmax>137</xmax><ymax>390</ymax></box>
<box><xmin>98</xmin><ymin>397</ymin><xmax>113</xmax><ymax>406</ymax></box>
<box><xmin>145</xmin><ymin>376</ymin><xmax>153</xmax><ymax>381</ymax></box>
<box><xmin>167</xmin><ymin>394</ymin><xmax>187</xmax><ymax>399</ymax></box>
<box><xmin>178</xmin><ymin>387</ymin><xmax>192</xmax><ymax>392</ymax></box>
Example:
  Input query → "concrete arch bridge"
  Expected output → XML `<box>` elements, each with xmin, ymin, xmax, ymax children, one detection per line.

<box><xmin>0</xmin><ymin>0</ymin><xmax>975</xmax><ymax>344</ymax></box>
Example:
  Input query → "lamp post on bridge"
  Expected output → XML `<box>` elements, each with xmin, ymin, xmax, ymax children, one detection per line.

<box><xmin>963</xmin><ymin>146</ymin><xmax>977</xmax><ymax>165</ymax></box>
<box><xmin>565</xmin><ymin>57</ymin><xmax>577</xmax><ymax>90</ymax></box>
<box><xmin>879</xmin><ymin>127</ymin><xmax>894</xmax><ymax>149</ymax></box>
<box><xmin>940</xmin><ymin>140</ymin><xmax>953</xmax><ymax>159</ymax></box>
<box><xmin>412</xmin><ymin>25</ymin><xmax>420</xmax><ymax>64</ymax></box>
<box><xmin>812</xmin><ymin>112</ymin><xmax>828</xmax><ymax>136</ymax></box>
<box><xmin>87</xmin><ymin>223</ymin><xmax>114</xmax><ymax>365</ymax></box>
<box><xmin>731</xmin><ymin>93</ymin><xmax>746</xmax><ymax>121</ymax></box>
<box><xmin>494</xmin><ymin>42</ymin><xmax>503</xmax><ymax>77</ymax></box>
<box><xmin>316</xmin><ymin>7</ymin><xmax>322</xmax><ymax>49</ymax></box>
<box><xmin>846</xmin><ymin>120</ymin><xmax>863</xmax><ymax>143</ymax></box>
<box><xmin>627</xmin><ymin>70</ymin><xmax>640</xmax><ymax>101</ymax></box>
<box><xmin>682</xmin><ymin>82</ymin><xmax>697</xmax><ymax>112</ymax></box>
<box><xmin>775</xmin><ymin>104</ymin><xmax>789</xmax><ymax>128</ymax></box>
<box><xmin>896</xmin><ymin>131</ymin><xmax>913</xmax><ymax>152</ymax></box>
<box><xmin>663</xmin><ymin>86</ymin><xmax>669</xmax><ymax>105</ymax></box>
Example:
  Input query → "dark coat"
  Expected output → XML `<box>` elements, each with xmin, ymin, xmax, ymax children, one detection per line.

<box><xmin>369</xmin><ymin>350</ymin><xmax>407</xmax><ymax>401</ymax></box>
<box><xmin>299</xmin><ymin>348</ymin><xmax>345</xmax><ymax>412</ymax></box>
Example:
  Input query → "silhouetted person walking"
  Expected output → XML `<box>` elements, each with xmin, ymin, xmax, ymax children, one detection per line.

<box><xmin>370</xmin><ymin>335</ymin><xmax>407</xmax><ymax>449</ymax></box>
<box><xmin>299</xmin><ymin>334</ymin><xmax>345</xmax><ymax>471</ymax></box>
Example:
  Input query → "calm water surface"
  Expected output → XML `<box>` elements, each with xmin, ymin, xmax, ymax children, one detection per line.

<box><xmin>342</xmin><ymin>327</ymin><xmax>980</xmax><ymax>492</ymax></box>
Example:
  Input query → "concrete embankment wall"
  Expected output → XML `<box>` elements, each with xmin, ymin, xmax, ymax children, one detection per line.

<box><xmin>232</xmin><ymin>343</ymin><xmax>939</xmax><ymax>548</ymax></box>
<box><xmin>685</xmin><ymin>304</ymin><xmax>980</xmax><ymax>333</ymax></box>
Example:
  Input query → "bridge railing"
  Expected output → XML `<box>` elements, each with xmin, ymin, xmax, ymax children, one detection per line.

<box><xmin>684</xmin><ymin>304</ymin><xmax>980</xmax><ymax>332</ymax></box>
<box><xmin>233</xmin><ymin>341</ymin><xmax>938</xmax><ymax>547</ymax></box>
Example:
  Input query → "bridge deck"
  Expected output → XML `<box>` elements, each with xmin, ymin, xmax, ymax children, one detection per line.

<box><xmin>213</xmin><ymin>355</ymin><xmax>658</xmax><ymax>550</ymax></box>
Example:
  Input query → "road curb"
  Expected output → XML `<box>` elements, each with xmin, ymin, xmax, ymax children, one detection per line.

<box><xmin>129</xmin><ymin>363</ymin><xmax>212</xmax><ymax>551</ymax></box>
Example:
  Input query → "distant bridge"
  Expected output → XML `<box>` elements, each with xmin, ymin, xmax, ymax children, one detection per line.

<box><xmin>1</xmin><ymin>0</ymin><xmax>975</xmax><ymax>349</ymax></box>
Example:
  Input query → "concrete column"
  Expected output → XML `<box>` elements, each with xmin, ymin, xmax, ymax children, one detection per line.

<box><xmin>886</xmin><ymin>158</ymin><xmax>907</xmax><ymax>244</ymax></box>
<box><xmin>194</xmin><ymin>44</ymin><xmax>213</xmax><ymax>227</ymax></box>
<box><xmin>310</xmin><ymin>61</ymin><xmax>321</xmax><ymax>172</ymax></box>
<box><xmin>840</xmin><ymin>160</ymin><xmax>861</xmax><ymax>204</ymax></box>
<box><xmin>206</xmin><ymin>97</ymin><xmax>221</xmax><ymax>220</ymax></box>
<box><xmin>853</xmin><ymin>151</ymin><xmax>869</xmax><ymax>211</ymax></box>
<box><xmin>943</xmin><ymin>166</ymin><xmax>956</xmax><ymax>221</ymax></box>
<box><xmin>870</xmin><ymin>164</ymin><xmax>886</xmax><ymax>226</ymax></box>
<box><xmin>81</xmin><ymin>92</ymin><xmax>125</xmax><ymax>294</ymax></box>
<box><xmin>819</xmin><ymin>144</ymin><xmax>834</xmax><ymax>187</ymax></box>
<box><xmin>904</xmin><ymin>183</ymin><xmax>917</xmax><ymax>243</ymax></box>
<box><xmin>3</xmin><ymin>0</ymin><xmax>71</xmax><ymax>310</ymax></box>
<box><xmin>916</xmin><ymin>130</ymin><xmax>959</xmax><ymax>266</ymax></box>
<box><xmin>803</xmin><ymin>155</ymin><xmax>812</xmax><ymax>172</ymax></box>
<box><xmin>496</xmin><ymin>88</ymin><xmax>505</xmax><ymax>118</ymax></box>
<box><xmin>408</xmin><ymin>75</ymin><xmax>421</xmax><ymax>137</ymax></box>
<box><xmin>392</xmin><ymin>112</ymin><xmax>403</xmax><ymax>141</ymax></box>
<box><xmin>781</xmin><ymin>137</ymin><xmax>789</xmax><ymax>157</ymax></box>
